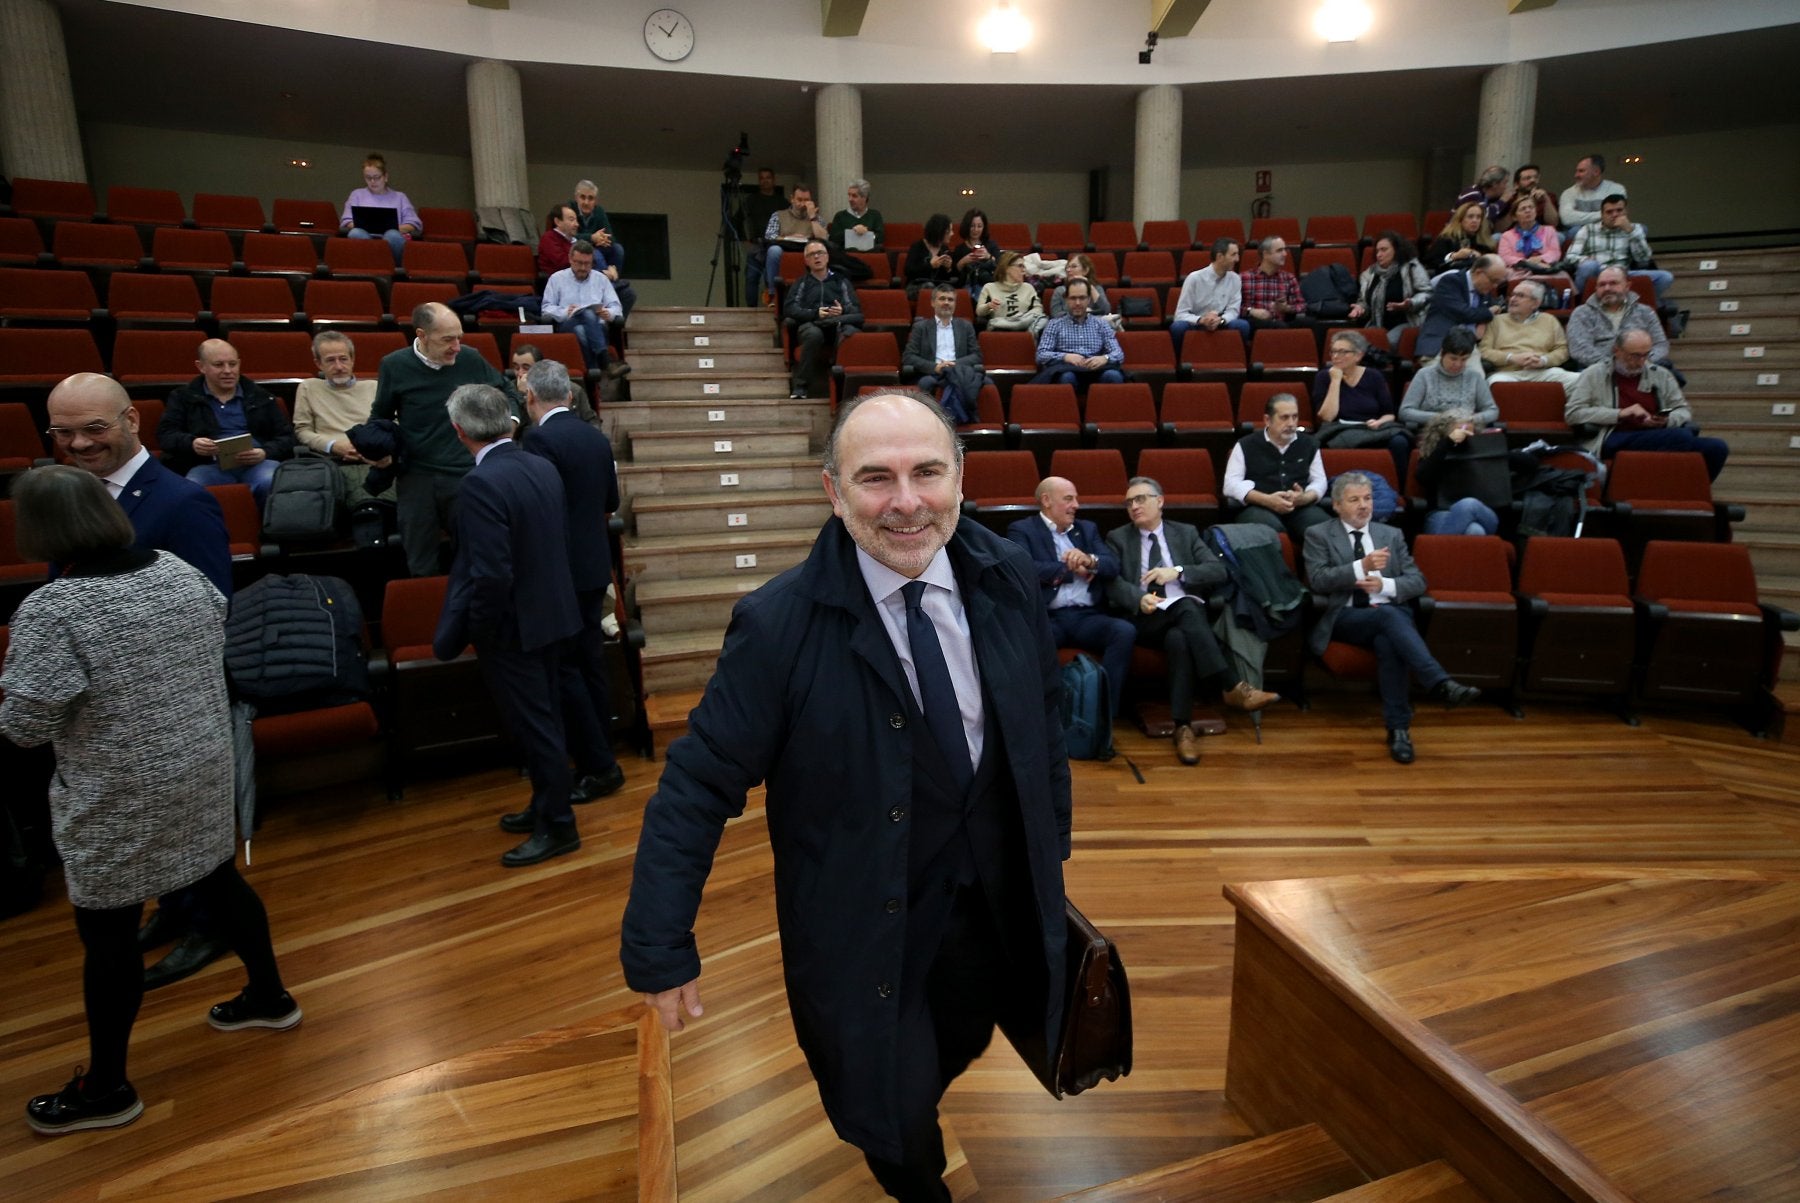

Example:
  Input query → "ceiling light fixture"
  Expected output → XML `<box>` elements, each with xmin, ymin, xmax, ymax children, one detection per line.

<box><xmin>1313</xmin><ymin>0</ymin><xmax>1371</xmax><ymax>43</ymax></box>
<box><xmin>978</xmin><ymin>1</ymin><xmax>1030</xmax><ymax>54</ymax></box>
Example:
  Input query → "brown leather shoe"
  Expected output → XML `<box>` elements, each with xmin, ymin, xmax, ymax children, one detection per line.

<box><xmin>1223</xmin><ymin>681</ymin><xmax>1278</xmax><ymax>712</ymax></box>
<box><xmin>1174</xmin><ymin>723</ymin><xmax>1202</xmax><ymax>766</ymax></box>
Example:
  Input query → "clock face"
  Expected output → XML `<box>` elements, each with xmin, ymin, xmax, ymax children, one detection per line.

<box><xmin>644</xmin><ymin>8</ymin><xmax>694</xmax><ymax>62</ymax></box>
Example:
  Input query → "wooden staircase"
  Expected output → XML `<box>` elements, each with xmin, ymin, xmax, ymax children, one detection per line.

<box><xmin>606</xmin><ymin>307</ymin><xmax>829</xmax><ymax>722</ymax></box>
<box><xmin>1661</xmin><ymin>247</ymin><xmax>1800</xmax><ymax>680</ymax></box>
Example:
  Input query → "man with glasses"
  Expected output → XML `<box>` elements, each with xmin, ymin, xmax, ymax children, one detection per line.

<box><xmin>45</xmin><ymin>372</ymin><xmax>234</xmax><ymax>988</ymax></box>
<box><xmin>1105</xmin><ymin>477</ymin><xmax>1276</xmax><ymax>765</ymax></box>
<box><xmin>1565</xmin><ymin>328</ymin><xmax>1728</xmax><ymax>479</ymax></box>
<box><xmin>783</xmin><ymin>238</ymin><xmax>863</xmax><ymax>399</ymax></box>
<box><xmin>371</xmin><ymin>301</ymin><xmax>522</xmax><ymax>576</ymax></box>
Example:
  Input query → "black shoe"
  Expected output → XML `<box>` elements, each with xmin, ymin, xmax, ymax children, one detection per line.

<box><xmin>25</xmin><ymin>1071</ymin><xmax>143</xmax><ymax>1135</ymax></box>
<box><xmin>136</xmin><ymin>907</ymin><xmax>186</xmax><ymax>954</ymax></box>
<box><xmin>1433</xmin><ymin>679</ymin><xmax>1481</xmax><ymax>709</ymax></box>
<box><xmin>208</xmin><ymin>988</ymin><xmax>303</xmax><ymax>1032</ymax></box>
<box><xmin>502</xmin><ymin>824</ymin><xmax>580</xmax><ymax>868</ymax></box>
<box><xmin>499</xmin><ymin>809</ymin><xmax>535</xmax><ymax>834</ymax></box>
<box><xmin>143</xmin><ymin>933</ymin><xmax>229</xmax><ymax>992</ymax></box>
<box><xmin>571</xmin><ymin>763</ymin><xmax>627</xmax><ymax>804</ymax></box>
<box><xmin>1388</xmin><ymin>728</ymin><xmax>1415</xmax><ymax>765</ymax></box>
<box><xmin>789</xmin><ymin>386</ymin><xmax>808</xmax><ymax>399</ymax></box>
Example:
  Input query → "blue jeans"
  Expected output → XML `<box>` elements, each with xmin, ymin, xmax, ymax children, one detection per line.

<box><xmin>1423</xmin><ymin>498</ymin><xmax>1499</xmax><ymax>536</ymax></box>
<box><xmin>1603</xmin><ymin>427</ymin><xmax>1729</xmax><ymax>480</ymax></box>
<box><xmin>1031</xmin><ymin>366</ymin><xmax>1125</xmax><ymax>388</ymax></box>
<box><xmin>348</xmin><ymin>226</ymin><xmax>407</xmax><ymax>265</ymax></box>
<box><xmin>187</xmin><ymin>459</ymin><xmax>279</xmax><ymax>506</ymax></box>
<box><xmin>1168</xmin><ymin>317</ymin><xmax>1251</xmax><ymax>354</ymax></box>
<box><xmin>555</xmin><ymin>309</ymin><xmax>614</xmax><ymax>371</ymax></box>
<box><xmin>1330</xmin><ymin>603</ymin><xmax>1450</xmax><ymax>731</ymax></box>
<box><xmin>1573</xmin><ymin>260</ymin><xmax>1673</xmax><ymax>303</ymax></box>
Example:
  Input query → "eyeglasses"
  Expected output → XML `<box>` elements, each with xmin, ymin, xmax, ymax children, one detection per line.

<box><xmin>46</xmin><ymin>411</ymin><xmax>130</xmax><ymax>442</ymax></box>
<box><xmin>1125</xmin><ymin>494</ymin><xmax>1158</xmax><ymax>506</ymax></box>
<box><xmin>1329</xmin><ymin>346</ymin><xmax>1358</xmax><ymax>357</ymax></box>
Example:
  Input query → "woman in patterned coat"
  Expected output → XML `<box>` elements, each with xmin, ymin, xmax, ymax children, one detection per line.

<box><xmin>0</xmin><ymin>466</ymin><xmax>300</xmax><ymax>1136</ymax></box>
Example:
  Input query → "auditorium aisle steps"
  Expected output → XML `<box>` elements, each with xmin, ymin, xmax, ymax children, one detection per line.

<box><xmin>1666</xmin><ymin>247</ymin><xmax>1800</xmax><ymax>680</ymax></box>
<box><xmin>610</xmin><ymin>306</ymin><xmax>828</xmax><ymax>715</ymax></box>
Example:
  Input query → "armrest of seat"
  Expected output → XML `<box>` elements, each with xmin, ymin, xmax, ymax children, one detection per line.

<box><xmin>1764</xmin><ymin>603</ymin><xmax>1800</xmax><ymax>633</ymax></box>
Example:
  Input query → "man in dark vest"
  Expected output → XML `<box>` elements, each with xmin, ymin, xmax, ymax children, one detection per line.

<box><xmin>1222</xmin><ymin>392</ymin><xmax>1331</xmax><ymax>542</ymax></box>
<box><xmin>622</xmin><ymin>391</ymin><xmax>1070</xmax><ymax>1201</ymax></box>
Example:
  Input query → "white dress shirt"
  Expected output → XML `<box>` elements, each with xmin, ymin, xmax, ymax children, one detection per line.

<box><xmin>1139</xmin><ymin>523</ymin><xmax>1189</xmax><ymax>609</ymax></box>
<box><xmin>1341</xmin><ymin>520</ymin><xmax>1397</xmax><ymax>604</ymax></box>
<box><xmin>856</xmin><ymin>545</ymin><xmax>985</xmax><ymax>768</ymax></box>
<box><xmin>102</xmin><ymin>446</ymin><xmax>153</xmax><ymax>500</ymax></box>
<box><xmin>1042</xmin><ymin>514</ymin><xmax>1094</xmax><ymax>609</ymax></box>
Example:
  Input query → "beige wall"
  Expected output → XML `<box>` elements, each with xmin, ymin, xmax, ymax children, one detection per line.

<box><xmin>79</xmin><ymin>120</ymin><xmax>1798</xmax><ymax>306</ymax></box>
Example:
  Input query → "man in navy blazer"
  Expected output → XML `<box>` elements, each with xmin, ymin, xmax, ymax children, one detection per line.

<box><xmin>433</xmin><ymin>383</ymin><xmax>585</xmax><ymax>867</ymax></box>
<box><xmin>520</xmin><ymin>359</ymin><xmax>627</xmax><ymax>804</ymax></box>
<box><xmin>1416</xmin><ymin>254</ymin><xmax>1507</xmax><ymax>360</ymax></box>
<box><xmin>1006</xmin><ymin>476</ymin><xmax>1134</xmax><ymax>716</ymax></box>
<box><xmin>47</xmin><ymin>373</ymin><xmax>235</xmax><ymax>988</ymax></box>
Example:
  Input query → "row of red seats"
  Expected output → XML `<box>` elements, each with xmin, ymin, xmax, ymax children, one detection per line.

<box><xmin>4</xmin><ymin>178</ymin><xmax>477</xmax><ymax>242</ymax></box>
<box><xmin>0</xmin><ymin>222</ymin><xmax>532</xmax><ymax>286</ymax></box>
<box><xmin>0</xmin><ymin>326</ymin><xmax>589</xmax><ymax>394</ymax></box>
<box><xmin>874</xmin><ymin>213</ymin><xmax>1437</xmax><ymax>258</ymax></box>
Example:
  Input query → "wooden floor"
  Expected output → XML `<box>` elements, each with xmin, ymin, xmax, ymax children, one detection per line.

<box><xmin>3</xmin><ymin>694</ymin><xmax>1799</xmax><ymax>1200</ymax></box>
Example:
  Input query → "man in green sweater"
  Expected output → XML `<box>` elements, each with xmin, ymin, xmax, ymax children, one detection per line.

<box><xmin>373</xmin><ymin>302</ymin><xmax>522</xmax><ymax>575</ymax></box>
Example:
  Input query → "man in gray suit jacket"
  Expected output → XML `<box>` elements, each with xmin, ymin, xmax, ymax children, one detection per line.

<box><xmin>902</xmin><ymin>283</ymin><xmax>986</xmax><ymax>424</ymax></box>
<box><xmin>1303</xmin><ymin>472</ymin><xmax>1479</xmax><ymax>764</ymax></box>
<box><xmin>1106</xmin><ymin>476</ymin><xmax>1276</xmax><ymax>765</ymax></box>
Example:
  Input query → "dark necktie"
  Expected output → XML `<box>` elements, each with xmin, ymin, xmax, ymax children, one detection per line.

<box><xmin>1144</xmin><ymin>533</ymin><xmax>1166</xmax><ymax>598</ymax></box>
<box><xmin>1350</xmin><ymin>529</ymin><xmax>1371</xmax><ymax>607</ymax></box>
<box><xmin>901</xmin><ymin>581</ymin><xmax>973</xmax><ymax>792</ymax></box>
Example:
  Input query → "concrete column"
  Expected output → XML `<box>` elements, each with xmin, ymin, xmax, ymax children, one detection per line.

<box><xmin>1133</xmin><ymin>84</ymin><xmax>1182</xmax><ymax>227</ymax></box>
<box><xmin>1475</xmin><ymin>61</ymin><xmax>1537</xmax><ymax>183</ymax></box>
<box><xmin>465</xmin><ymin>59</ymin><xmax>529</xmax><ymax>211</ymax></box>
<box><xmin>814</xmin><ymin>83</ymin><xmax>862</xmax><ymax>219</ymax></box>
<box><xmin>0</xmin><ymin>0</ymin><xmax>85</xmax><ymax>182</ymax></box>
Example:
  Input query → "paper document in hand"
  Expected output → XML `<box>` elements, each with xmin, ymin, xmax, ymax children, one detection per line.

<box><xmin>214</xmin><ymin>433</ymin><xmax>255</xmax><ymax>471</ymax></box>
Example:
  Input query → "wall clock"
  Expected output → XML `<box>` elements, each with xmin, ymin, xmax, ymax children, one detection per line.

<box><xmin>644</xmin><ymin>9</ymin><xmax>694</xmax><ymax>62</ymax></box>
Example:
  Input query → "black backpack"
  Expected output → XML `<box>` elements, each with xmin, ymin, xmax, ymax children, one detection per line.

<box><xmin>224</xmin><ymin>574</ymin><xmax>370</xmax><ymax>714</ymax></box>
<box><xmin>1301</xmin><ymin>263</ymin><xmax>1357</xmax><ymax>320</ymax></box>
<box><xmin>1515</xmin><ymin>467</ymin><xmax>1592</xmax><ymax>537</ymax></box>
<box><xmin>262</xmin><ymin>457</ymin><xmax>346</xmax><ymax>545</ymax></box>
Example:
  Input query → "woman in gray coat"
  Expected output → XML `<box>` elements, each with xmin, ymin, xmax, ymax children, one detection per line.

<box><xmin>0</xmin><ymin>466</ymin><xmax>299</xmax><ymax>1136</ymax></box>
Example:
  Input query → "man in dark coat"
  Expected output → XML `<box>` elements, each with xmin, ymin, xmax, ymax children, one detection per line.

<box><xmin>622</xmin><ymin>391</ymin><xmax>1070</xmax><ymax>1202</ymax></box>
<box><xmin>46</xmin><ymin>373</ymin><xmax>236</xmax><ymax>987</ymax></box>
<box><xmin>157</xmin><ymin>338</ymin><xmax>296</xmax><ymax>508</ymax></box>
<box><xmin>432</xmin><ymin>383</ymin><xmax>584</xmax><ymax>867</ymax></box>
<box><xmin>520</xmin><ymin>358</ymin><xmax>626</xmax><ymax>803</ymax></box>
<box><xmin>783</xmin><ymin>238</ymin><xmax>864</xmax><ymax>398</ymax></box>
<box><xmin>902</xmin><ymin>284</ymin><xmax>985</xmax><ymax>424</ymax></box>
<box><xmin>1416</xmin><ymin>254</ymin><xmax>1507</xmax><ymax>360</ymax></box>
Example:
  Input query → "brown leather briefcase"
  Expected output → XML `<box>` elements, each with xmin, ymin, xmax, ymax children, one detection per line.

<box><xmin>1002</xmin><ymin>899</ymin><xmax>1133</xmax><ymax>1099</ymax></box>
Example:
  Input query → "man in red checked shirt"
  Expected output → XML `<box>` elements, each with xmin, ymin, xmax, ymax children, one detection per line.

<box><xmin>1240</xmin><ymin>235</ymin><xmax>1319</xmax><ymax>340</ymax></box>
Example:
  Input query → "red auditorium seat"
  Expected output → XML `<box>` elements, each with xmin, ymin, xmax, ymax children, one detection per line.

<box><xmin>1490</xmin><ymin>382</ymin><xmax>1571</xmax><ymax>445</ymax></box>
<box><xmin>1036</xmin><ymin>222</ymin><xmax>1086</xmax><ymax>258</ymax></box>
<box><xmin>130</xmin><ymin>397</ymin><xmax>164</xmax><ymax>456</ymax></box>
<box><xmin>0</xmin><ymin>328</ymin><xmax>105</xmax><ymax>384</ymax></box>
<box><xmin>859</xmin><ymin>289</ymin><xmax>912</xmax><ymax>346</ymax></box>
<box><xmin>390</xmin><ymin>282</ymin><xmax>460</xmax><ymax>320</ymax></box>
<box><xmin>324</xmin><ymin>236</ymin><xmax>399</xmax><ymax>282</ymax></box>
<box><xmin>1412</xmin><ymin>535</ymin><xmax>1520</xmax><ymax>699</ymax></box>
<box><xmin>150</xmin><ymin>227</ymin><xmax>235</xmax><ymax>275</ymax></box>
<box><xmin>1605</xmin><ymin>449</ymin><xmax>1740</xmax><ymax>560</ymax></box>
<box><xmin>978</xmin><ymin>330</ymin><xmax>1038</xmax><ymax>390</ymax></box>
<box><xmin>416</xmin><ymin>207</ymin><xmax>479</xmax><ymax>244</ymax></box>
<box><xmin>191</xmin><ymin>193</ymin><xmax>269</xmax><ymax>232</ymax></box>
<box><xmin>51</xmin><ymin>222</ymin><xmax>146</xmax><ymax>270</ymax></box>
<box><xmin>1088</xmin><ymin>222</ymin><xmax>1139</xmax><ymax>256</ymax></box>
<box><xmin>11</xmin><ymin>178</ymin><xmax>96</xmax><ymax>222</ymax></box>
<box><xmin>303</xmin><ymin>279</ymin><xmax>389</xmax><ymax>328</ymax></box>
<box><xmin>242</xmin><ymin>232</ymin><xmax>322</xmax><ymax>281</ymax></box>
<box><xmin>1136</xmin><ymin>446</ymin><xmax>1221</xmax><ymax>528</ymax></box>
<box><xmin>1303</xmin><ymin>215</ymin><xmax>1358</xmax><ymax>247</ymax></box>
<box><xmin>1633</xmin><ymin>541</ymin><xmax>1794</xmax><ymax>720</ymax></box>
<box><xmin>961</xmin><ymin>449</ymin><xmax>1042</xmax><ymax>534</ymax></box>
<box><xmin>1157</xmin><ymin>382</ymin><xmax>1236</xmax><ymax>473</ymax></box>
<box><xmin>0</xmin><ymin>218</ymin><xmax>48</xmax><ymax>266</ymax></box>
<box><xmin>1108</xmin><ymin>288</ymin><xmax>1162</xmax><ymax>330</ymax></box>
<box><xmin>0</xmin><ymin>268</ymin><xmax>100</xmax><ymax>323</ymax></box>
<box><xmin>0</xmin><ymin>403</ymin><xmax>50</xmax><ymax>476</ymax></box>
<box><xmin>1516</xmin><ymin>536</ymin><xmax>1636</xmax><ymax>707</ymax></box>
<box><xmin>348</xmin><ymin>331</ymin><xmax>406</xmax><ymax>374</ymax></box>
<box><xmin>471</xmin><ymin>244</ymin><xmax>535</xmax><ymax>285</ymax></box>
<box><xmin>205</xmin><ymin>483</ymin><xmax>264</xmax><ymax>559</ymax></box>
<box><xmin>1249</xmin><ymin>217</ymin><xmax>1303</xmax><ymax>247</ymax></box>
<box><xmin>1049</xmin><ymin>448</ymin><xmax>1130</xmax><ymax>529</ymax></box>
<box><xmin>211</xmin><ymin>276</ymin><xmax>303</xmax><ymax>330</ymax></box>
<box><xmin>988</xmin><ymin>222</ymin><xmax>1033</xmax><ymax>250</ymax></box>
<box><xmin>1009</xmin><ymin>384</ymin><xmax>1084</xmax><ymax>475</ymax></box>
<box><xmin>1249</xmin><ymin>328</ymin><xmax>1319</xmax><ymax>384</ymax></box>
<box><xmin>1140</xmin><ymin>221</ymin><xmax>1194</xmax><ymax>253</ymax></box>
<box><xmin>1113</xmin><ymin>331</ymin><xmax>1179</xmax><ymax>398</ymax></box>
<box><xmin>829</xmin><ymin>332</ymin><xmax>901</xmax><ymax>405</ymax></box>
<box><xmin>112</xmin><ymin>330</ymin><xmax>208</xmax><ymax>387</ymax></box>
<box><xmin>1120</xmin><ymin>251</ymin><xmax>1177</xmax><ymax>289</ymax></box>
<box><xmin>106</xmin><ymin>272</ymin><xmax>204</xmax><ymax>328</ymax></box>
<box><xmin>229</xmin><ymin>330</ymin><xmax>319</xmax><ymax>384</ymax></box>
<box><xmin>1179</xmin><ymin>329</ymin><xmax>1248</xmax><ymax>383</ymax></box>
<box><xmin>1361</xmin><ymin>213</ymin><xmax>1420</xmax><ymax>244</ymax></box>
<box><xmin>1193</xmin><ymin>219</ymin><xmax>1246</xmax><ymax>249</ymax></box>
<box><xmin>0</xmin><ymin>500</ymin><xmax>51</xmax><ymax>588</ymax></box>
<box><xmin>271</xmin><ymin>198</ymin><xmax>340</xmax><ymax>235</ymax></box>
<box><xmin>885</xmin><ymin>221</ymin><xmax>924</xmax><ymax>249</ymax></box>
<box><xmin>380</xmin><ymin>575</ymin><xmax>506</xmax><ymax>782</ymax></box>
<box><xmin>463</xmin><ymin>332</ymin><xmax>504</xmax><ymax>370</ymax></box>
<box><xmin>1083</xmin><ymin>384</ymin><xmax>1159</xmax><ymax>464</ymax></box>
<box><xmin>530</xmin><ymin>332</ymin><xmax>589</xmax><ymax>382</ymax></box>
<box><xmin>956</xmin><ymin>384</ymin><xmax>1009</xmax><ymax>454</ymax></box>
<box><xmin>106</xmin><ymin>187</ymin><xmax>185</xmax><ymax>227</ymax></box>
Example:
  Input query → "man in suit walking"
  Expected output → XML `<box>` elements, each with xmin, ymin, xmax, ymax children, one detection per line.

<box><xmin>623</xmin><ymin>391</ymin><xmax>1070</xmax><ymax>1202</ymax></box>
<box><xmin>520</xmin><ymin>359</ymin><xmax>627</xmax><ymax>805</ymax></box>
<box><xmin>1303</xmin><ymin>472</ymin><xmax>1480</xmax><ymax>764</ymax></box>
<box><xmin>47</xmin><ymin>373</ymin><xmax>236</xmax><ymax>988</ymax></box>
<box><xmin>1006</xmin><ymin>476</ymin><xmax>1134</xmax><ymax>719</ymax></box>
<box><xmin>902</xmin><ymin>283</ymin><xmax>985</xmax><ymax>424</ymax></box>
<box><xmin>1417</xmin><ymin>253</ymin><xmax>1507</xmax><ymax>361</ymax></box>
<box><xmin>432</xmin><ymin>383</ymin><xmax>584</xmax><ymax>867</ymax></box>
<box><xmin>1105</xmin><ymin>476</ymin><xmax>1276</xmax><ymax>764</ymax></box>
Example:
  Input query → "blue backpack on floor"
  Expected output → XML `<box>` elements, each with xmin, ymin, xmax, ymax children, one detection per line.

<box><xmin>1060</xmin><ymin>653</ymin><xmax>1115</xmax><ymax>761</ymax></box>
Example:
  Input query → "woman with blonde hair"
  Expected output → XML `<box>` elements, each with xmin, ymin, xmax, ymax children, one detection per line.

<box><xmin>1423</xmin><ymin>202</ymin><xmax>1494</xmax><ymax>273</ymax></box>
<box><xmin>975</xmin><ymin>250</ymin><xmax>1047</xmax><ymax>338</ymax></box>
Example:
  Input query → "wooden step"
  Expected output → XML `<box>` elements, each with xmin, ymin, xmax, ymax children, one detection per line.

<box><xmin>630</xmin><ymin>489</ymin><xmax>831</xmax><ymax>537</ymax></box>
<box><xmin>620</xmin><ymin>455</ymin><xmax>821</xmax><ymax>500</ymax></box>
<box><xmin>628</xmin><ymin>372</ymin><xmax>790</xmax><ymax>402</ymax></box>
<box><xmin>627</xmin><ymin>306</ymin><xmax>772</xmax><ymax>333</ymax></box>
<box><xmin>1318</xmin><ymin>1161</ymin><xmax>1486</xmax><ymax>1202</ymax></box>
<box><xmin>640</xmin><ymin>632</ymin><xmax>725</xmax><ymax>696</ymax></box>
<box><xmin>1704</xmin><ymin>422</ymin><xmax>1800</xmax><ymax>456</ymax></box>
<box><xmin>601</xmin><ymin>395</ymin><xmax>829</xmax><ymax>441</ymax></box>
<box><xmin>1715</xmin><ymin>454</ymin><xmax>1800</xmax><ymax>494</ymax></box>
<box><xmin>1682</xmin><ymin>312</ymin><xmax>1800</xmax><ymax>340</ymax></box>
<box><xmin>1760</xmin><ymin>573</ymin><xmax>1800</xmax><ymax>609</ymax></box>
<box><xmin>628</xmin><ymin>327</ymin><xmax>774</xmax><ymax>352</ymax></box>
<box><xmin>1665</xmin><ymin>339</ymin><xmax>1800</xmax><ymax>370</ymax></box>
<box><xmin>625</xmin><ymin>347</ymin><xmax>786</xmax><ymax>374</ymax></box>
<box><xmin>625</xmin><ymin>427</ymin><xmax>813</xmax><ymax>462</ymax></box>
<box><xmin>1719</xmin><ymin>495</ymin><xmax>1800</xmax><ymax>535</ymax></box>
<box><xmin>1678</xmin><ymin>292</ymin><xmax>1800</xmax><ymax>319</ymax></box>
<box><xmin>637</xmin><ymin>572</ymin><xmax>773</xmax><ymax>634</ymax></box>
<box><xmin>1053</xmin><ymin>1122</ymin><xmax>1365</xmax><ymax>1202</ymax></box>
<box><xmin>622</xmin><ymin>527</ymin><xmax>815</xmax><ymax>581</ymax></box>
<box><xmin>1680</xmin><ymin>367</ymin><xmax>1796</xmax><ymax>397</ymax></box>
<box><xmin>644</xmin><ymin>687</ymin><xmax>703</xmax><ymax>748</ymax></box>
<box><xmin>1669</xmin><ymin>272</ymin><xmax>1800</xmax><ymax>300</ymax></box>
<box><xmin>1681</xmin><ymin>393</ymin><xmax>1800</xmax><ymax>423</ymax></box>
<box><xmin>1742</xmin><ymin>533</ymin><xmax>1800</xmax><ymax>578</ymax></box>
<box><xmin>1660</xmin><ymin>247</ymin><xmax>1800</xmax><ymax>274</ymax></box>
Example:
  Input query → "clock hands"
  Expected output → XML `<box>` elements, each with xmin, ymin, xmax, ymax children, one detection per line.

<box><xmin>658</xmin><ymin>21</ymin><xmax>675</xmax><ymax>36</ymax></box>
